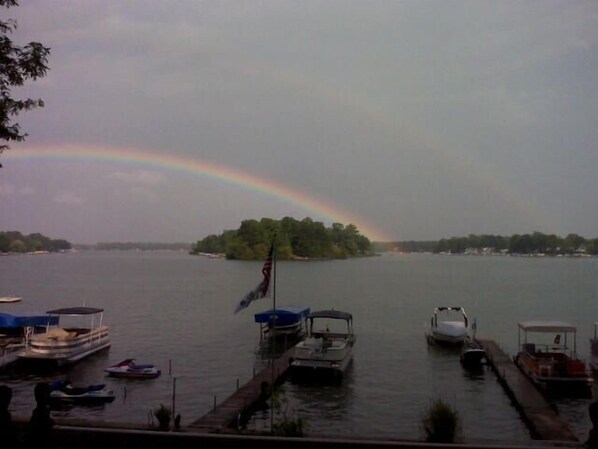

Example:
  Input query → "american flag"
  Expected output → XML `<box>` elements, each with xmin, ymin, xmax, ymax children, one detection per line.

<box><xmin>234</xmin><ymin>244</ymin><xmax>274</xmax><ymax>313</ymax></box>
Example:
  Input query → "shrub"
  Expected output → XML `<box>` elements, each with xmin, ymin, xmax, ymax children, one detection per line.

<box><xmin>422</xmin><ymin>399</ymin><xmax>460</xmax><ymax>443</ymax></box>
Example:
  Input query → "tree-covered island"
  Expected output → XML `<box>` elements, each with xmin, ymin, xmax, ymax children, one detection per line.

<box><xmin>191</xmin><ymin>217</ymin><xmax>373</xmax><ymax>260</ymax></box>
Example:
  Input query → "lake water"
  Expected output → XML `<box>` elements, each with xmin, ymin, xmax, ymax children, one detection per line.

<box><xmin>0</xmin><ymin>251</ymin><xmax>596</xmax><ymax>444</ymax></box>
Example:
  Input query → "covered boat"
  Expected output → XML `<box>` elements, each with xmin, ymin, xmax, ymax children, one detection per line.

<box><xmin>0</xmin><ymin>312</ymin><xmax>59</xmax><ymax>334</ymax></box>
<box><xmin>514</xmin><ymin>321</ymin><xmax>593</xmax><ymax>390</ymax></box>
<box><xmin>290</xmin><ymin>309</ymin><xmax>355</xmax><ymax>378</ymax></box>
<box><xmin>0</xmin><ymin>312</ymin><xmax>59</xmax><ymax>368</ymax></box>
<box><xmin>49</xmin><ymin>380</ymin><xmax>115</xmax><ymax>404</ymax></box>
<box><xmin>254</xmin><ymin>306</ymin><xmax>310</xmax><ymax>342</ymax></box>
<box><xmin>427</xmin><ymin>307</ymin><xmax>469</xmax><ymax>345</ymax></box>
<box><xmin>19</xmin><ymin>307</ymin><xmax>110</xmax><ymax>366</ymax></box>
<box><xmin>105</xmin><ymin>359</ymin><xmax>161</xmax><ymax>379</ymax></box>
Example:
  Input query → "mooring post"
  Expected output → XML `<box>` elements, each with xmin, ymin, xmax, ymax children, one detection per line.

<box><xmin>213</xmin><ymin>395</ymin><xmax>217</xmax><ymax>412</ymax></box>
<box><xmin>172</xmin><ymin>377</ymin><xmax>177</xmax><ymax>418</ymax></box>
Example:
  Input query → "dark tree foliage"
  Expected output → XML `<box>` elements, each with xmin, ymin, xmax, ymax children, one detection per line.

<box><xmin>378</xmin><ymin>231</ymin><xmax>597</xmax><ymax>256</ymax></box>
<box><xmin>0</xmin><ymin>231</ymin><xmax>71</xmax><ymax>253</ymax></box>
<box><xmin>191</xmin><ymin>217</ymin><xmax>373</xmax><ymax>260</ymax></box>
<box><xmin>0</xmin><ymin>0</ymin><xmax>50</xmax><ymax>161</ymax></box>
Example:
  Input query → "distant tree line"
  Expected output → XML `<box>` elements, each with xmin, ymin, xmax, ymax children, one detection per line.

<box><xmin>0</xmin><ymin>231</ymin><xmax>71</xmax><ymax>253</ymax></box>
<box><xmin>191</xmin><ymin>217</ymin><xmax>372</xmax><ymax>260</ymax></box>
<box><xmin>91</xmin><ymin>242</ymin><xmax>191</xmax><ymax>251</ymax></box>
<box><xmin>379</xmin><ymin>232</ymin><xmax>598</xmax><ymax>255</ymax></box>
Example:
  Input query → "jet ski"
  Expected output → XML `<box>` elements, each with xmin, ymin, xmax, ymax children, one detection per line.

<box><xmin>105</xmin><ymin>358</ymin><xmax>161</xmax><ymax>379</ymax></box>
<box><xmin>49</xmin><ymin>380</ymin><xmax>115</xmax><ymax>404</ymax></box>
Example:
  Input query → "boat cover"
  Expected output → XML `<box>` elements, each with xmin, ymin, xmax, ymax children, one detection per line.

<box><xmin>309</xmin><ymin>310</ymin><xmax>352</xmax><ymax>321</ymax></box>
<box><xmin>46</xmin><ymin>307</ymin><xmax>103</xmax><ymax>315</ymax></box>
<box><xmin>0</xmin><ymin>312</ymin><xmax>59</xmax><ymax>328</ymax></box>
<box><xmin>254</xmin><ymin>306</ymin><xmax>310</xmax><ymax>326</ymax></box>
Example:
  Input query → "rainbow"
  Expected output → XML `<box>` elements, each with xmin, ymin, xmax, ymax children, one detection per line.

<box><xmin>7</xmin><ymin>144</ymin><xmax>395</xmax><ymax>242</ymax></box>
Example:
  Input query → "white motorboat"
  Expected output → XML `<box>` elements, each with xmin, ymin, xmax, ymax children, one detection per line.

<box><xmin>19</xmin><ymin>307</ymin><xmax>110</xmax><ymax>366</ymax></box>
<box><xmin>427</xmin><ymin>307</ymin><xmax>469</xmax><ymax>345</ymax></box>
<box><xmin>591</xmin><ymin>322</ymin><xmax>598</xmax><ymax>373</ymax></box>
<box><xmin>290</xmin><ymin>310</ymin><xmax>355</xmax><ymax>377</ymax></box>
<box><xmin>0</xmin><ymin>296</ymin><xmax>22</xmax><ymax>303</ymax></box>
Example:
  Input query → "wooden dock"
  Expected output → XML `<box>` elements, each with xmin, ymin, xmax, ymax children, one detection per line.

<box><xmin>189</xmin><ymin>348</ymin><xmax>294</xmax><ymax>432</ymax></box>
<box><xmin>479</xmin><ymin>339</ymin><xmax>579</xmax><ymax>442</ymax></box>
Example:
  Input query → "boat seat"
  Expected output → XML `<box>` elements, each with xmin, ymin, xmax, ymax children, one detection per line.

<box><xmin>538</xmin><ymin>363</ymin><xmax>552</xmax><ymax>377</ymax></box>
<box><xmin>34</xmin><ymin>327</ymin><xmax>70</xmax><ymax>340</ymax></box>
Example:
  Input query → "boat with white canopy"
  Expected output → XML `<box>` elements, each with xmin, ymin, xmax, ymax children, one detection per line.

<box><xmin>290</xmin><ymin>309</ymin><xmax>355</xmax><ymax>377</ymax></box>
<box><xmin>514</xmin><ymin>320</ymin><xmax>593</xmax><ymax>390</ymax></box>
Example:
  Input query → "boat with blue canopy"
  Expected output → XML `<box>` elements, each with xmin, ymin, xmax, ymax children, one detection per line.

<box><xmin>254</xmin><ymin>306</ymin><xmax>310</xmax><ymax>342</ymax></box>
<box><xmin>0</xmin><ymin>312</ymin><xmax>59</xmax><ymax>329</ymax></box>
<box><xmin>0</xmin><ymin>312</ymin><xmax>60</xmax><ymax>368</ymax></box>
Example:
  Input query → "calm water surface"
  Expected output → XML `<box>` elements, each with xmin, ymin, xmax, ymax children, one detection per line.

<box><xmin>0</xmin><ymin>251</ymin><xmax>596</xmax><ymax>444</ymax></box>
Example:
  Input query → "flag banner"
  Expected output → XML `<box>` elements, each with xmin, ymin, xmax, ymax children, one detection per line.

<box><xmin>234</xmin><ymin>244</ymin><xmax>274</xmax><ymax>313</ymax></box>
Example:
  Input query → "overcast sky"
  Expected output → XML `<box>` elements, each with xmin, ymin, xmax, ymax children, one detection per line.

<box><xmin>1</xmin><ymin>1</ymin><xmax>597</xmax><ymax>244</ymax></box>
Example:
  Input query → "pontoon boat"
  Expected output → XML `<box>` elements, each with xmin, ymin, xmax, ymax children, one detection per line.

<box><xmin>514</xmin><ymin>321</ymin><xmax>593</xmax><ymax>390</ymax></box>
<box><xmin>19</xmin><ymin>307</ymin><xmax>110</xmax><ymax>366</ymax></box>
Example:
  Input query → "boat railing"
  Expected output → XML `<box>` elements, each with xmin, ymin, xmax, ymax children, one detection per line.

<box><xmin>312</xmin><ymin>331</ymin><xmax>350</xmax><ymax>339</ymax></box>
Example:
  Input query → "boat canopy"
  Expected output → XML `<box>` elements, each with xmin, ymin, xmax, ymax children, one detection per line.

<box><xmin>254</xmin><ymin>306</ymin><xmax>310</xmax><ymax>324</ymax></box>
<box><xmin>46</xmin><ymin>307</ymin><xmax>104</xmax><ymax>315</ymax></box>
<box><xmin>434</xmin><ymin>307</ymin><xmax>466</xmax><ymax>313</ymax></box>
<box><xmin>518</xmin><ymin>321</ymin><xmax>577</xmax><ymax>333</ymax></box>
<box><xmin>0</xmin><ymin>312</ymin><xmax>59</xmax><ymax>328</ymax></box>
<box><xmin>309</xmin><ymin>310</ymin><xmax>352</xmax><ymax>321</ymax></box>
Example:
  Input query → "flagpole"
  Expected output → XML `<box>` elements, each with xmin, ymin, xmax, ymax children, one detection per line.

<box><xmin>270</xmin><ymin>239</ymin><xmax>276</xmax><ymax>433</ymax></box>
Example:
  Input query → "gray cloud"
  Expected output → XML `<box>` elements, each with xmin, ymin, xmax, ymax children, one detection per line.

<box><xmin>3</xmin><ymin>1</ymin><xmax>597</xmax><ymax>243</ymax></box>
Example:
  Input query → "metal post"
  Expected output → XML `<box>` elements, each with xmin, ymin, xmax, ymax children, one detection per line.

<box><xmin>270</xmin><ymin>239</ymin><xmax>277</xmax><ymax>433</ymax></box>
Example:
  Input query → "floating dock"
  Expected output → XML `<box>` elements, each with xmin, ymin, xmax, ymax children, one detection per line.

<box><xmin>189</xmin><ymin>348</ymin><xmax>294</xmax><ymax>432</ymax></box>
<box><xmin>479</xmin><ymin>339</ymin><xmax>579</xmax><ymax>442</ymax></box>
